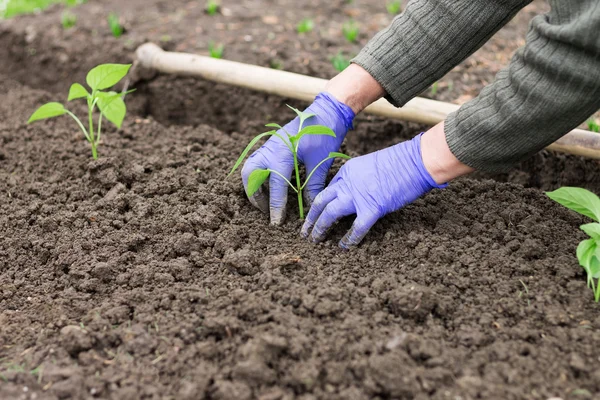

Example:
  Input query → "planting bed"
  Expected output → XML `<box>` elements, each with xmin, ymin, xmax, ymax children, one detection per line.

<box><xmin>2</xmin><ymin>1</ymin><xmax>600</xmax><ymax>399</ymax></box>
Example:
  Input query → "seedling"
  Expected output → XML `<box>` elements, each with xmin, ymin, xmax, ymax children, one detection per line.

<box><xmin>205</xmin><ymin>0</ymin><xmax>219</xmax><ymax>16</ymax></box>
<box><xmin>107</xmin><ymin>13</ymin><xmax>124</xmax><ymax>38</ymax></box>
<box><xmin>28</xmin><ymin>63</ymin><xmax>133</xmax><ymax>159</ymax></box>
<box><xmin>386</xmin><ymin>0</ymin><xmax>402</xmax><ymax>14</ymax></box>
<box><xmin>209</xmin><ymin>41</ymin><xmax>224</xmax><ymax>58</ymax></box>
<box><xmin>228</xmin><ymin>106</ymin><xmax>350</xmax><ymax>219</ymax></box>
<box><xmin>342</xmin><ymin>20</ymin><xmax>359</xmax><ymax>43</ymax></box>
<box><xmin>546</xmin><ymin>187</ymin><xmax>600</xmax><ymax>301</ymax></box>
<box><xmin>61</xmin><ymin>10</ymin><xmax>76</xmax><ymax>29</ymax></box>
<box><xmin>297</xmin><ymin>18</ymin><xmax>314</xmax><ymax>34</ymax></box>
<box><xmin>588</xmin><ymin>118</ymin><xmax>599</xmax><ymax>133</ymax></box>
<box><xmin>331</xmin><ymin>51</ymin><xmax>351</xmax><ymax>72</ymax></box>
<box><xmin>430</xmin><ymin>81</ymin><xmax>438</xmax><ymax>96</ymax></box>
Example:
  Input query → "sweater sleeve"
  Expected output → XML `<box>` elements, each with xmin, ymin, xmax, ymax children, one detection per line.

<box><xmin>445</xmin><ymin>0</ymin><xmax>600</xmax><ymax>173</ymax></box>
<box><xmin>351</xmin><ymin>0</ymin><xmax>532</xmax><ymax>107</ymax></box>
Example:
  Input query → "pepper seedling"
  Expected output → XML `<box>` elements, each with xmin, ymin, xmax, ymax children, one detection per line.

<box><xmin>228</xmin><ymin>106</ymin><xmax>350</xmax><ymax>220</ymax></box>
<box><xmin>28</xmin><ymin>63</ymin><xmax>133</xmax><ymax>159</ymax></box>
<box><xmin>209</xmin><ymin>41</ymin><xmax>224</xmax><ymax>59</ymax></box>
<box><xmin>297</xmin><ymin>18</ymin><xmax>314</xmax><ymax>34</ymax></box>
<box><xmin>107</xmin><ymin>13</ymin><xmax>124</xmax><ymax>38</ymax></box>
<box><xmin>342</xmin><ymin>20</ymin><xmax>359</xmax><ymax>43</ymax></box>
<box><xmin>331</xmin><ymin>51</ymin><xmax>351</xmax><ymax>72</ymax></box>
<box><xmin>206</xmin><ymin>0</ymin><xmax>219</xmax><ymax>16</ymax></box>
<box><xmin>547</xmin><ymin>187</ymin><xmax>600</xmax><ymax>301</ymax></box>
<box><xmin>386</xmin><ymin>0</ymin><xmax>402</xmax><ymax>14</ymax></box>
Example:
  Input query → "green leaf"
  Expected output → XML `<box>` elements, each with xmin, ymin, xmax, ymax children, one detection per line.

<box><xmin>246</xmin><ymin>169</ymin><xmax>271</xmax><ymax>197</ymax></box>
<box><xmin>227</xmin><ymin>131</ymin><xmax>278</xmax><ymax>177</ymax></box>
<box><xmin>297</xmin><ymin>125</ymin><xmax>335</xmax><ymax>138</ymax></box>
<box><xmin>28</xmin><ymin>102</ymin><xmax>66</xmax><ymax>123</ymax></box>
<box><xmin>97</xmin><ymin>91</ymin><xmax>126</xmax><ymax>128</ymax></box>
<box><xmin>581</xmin><ymin>223</ymin><xmax>600</xmax><ymax>240</ymax></box>
<box><xmin>86</xmin><ymin>63</ymin><xmax>131</xmax><ymax>91</ymax></box>
<box><xmin>286</xmin><ymin>104</ymin><xmax>315</xmax><ymax>130</ymax></box>
<box><xmin>68</xmin><ymin>83</ymin><xmax>89</xmax><ymax>101</ymax></box>
<box><xmin>590</xmin><ymin>248</ymin><xmax>600</xmax><ymax>279</ymax></box>
<box><xmin>265</xmin><ymin>123</ymin><xmax>283</xmax><ymax>129</ymax></box>
<box><xmin>546</xmin><ymin>187</ymin><xmax>600</xmax><ymax>222</ymax></box>
<box><xmin>328</xmin><ymin>151</ymin><xmax>351</xmax><ymax>160</ymax></box>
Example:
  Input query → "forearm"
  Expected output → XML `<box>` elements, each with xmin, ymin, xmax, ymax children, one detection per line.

<box><xmin>445</xmin><ymin>0</ymin><xmax>600</xmax><ymax>173</ymax></box>
<box><xmin>324</xmin><ymin>64</ymin><xmax>385</xmax><ymax>115</ymax></box>
<box><xmin>352</xmin><ymin>0</ymin><xmax>531</xmax><ymax>107</ymax></box>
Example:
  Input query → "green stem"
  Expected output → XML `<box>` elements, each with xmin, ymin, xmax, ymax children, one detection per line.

<box><xmin>97</xmin><ymin>112</ymin><xmax>103</xmax><ymax>145</ymax></box>
<box><xmin>88</xmin><ymin>97</ymin><xmax>96</xmax><ymax>158</ymax></box>
<box><xmin>65</xmin><ymin>110</ymin><xmax>90</xmax><ymax>142</ymax></box>
<box><xmin>301</xmin><ymin>155</ymin><xmax>336</xmax><ymax>191</ymax></box>
<box><xmin>293</xmin><ymin>152</ymin><xmax>303</xmax><ymax>219</ymax></box>
<box><xmin>267</xmin><ymin>169</ymin><xmax>297</xmax><ymax>192</ymax></box>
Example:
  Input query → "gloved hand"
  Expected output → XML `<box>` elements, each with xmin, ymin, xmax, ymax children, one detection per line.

<box><xmin>241</xmin><ymin>92</ymin><xmax>355</xmax><ymax>225</ymax></box>
<box><xmin>301</xmin><ymin>133</ymin><xmax>447</xmax><ymax>248</ymax></box>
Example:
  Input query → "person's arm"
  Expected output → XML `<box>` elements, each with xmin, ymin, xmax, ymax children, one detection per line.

<box><xmin>446</xmin><ymin>0</ymin><xmax>600</xmax><ymax>172</ymax></box>
<box><xmin>351</xmin><ymin>0</ymin><xmax>532</xmax><ymax>107</ymax></box>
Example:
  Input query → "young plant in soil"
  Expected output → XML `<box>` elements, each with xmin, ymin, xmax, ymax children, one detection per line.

<box><xmin>205</xmin><ymin>0</ymin><xmax>219</xmax><ymax>16</ymax></box>
<box><xmin>386</xmin><ymin>0</ymin><xmax>402</xmax><ymax>14</ymax></box>
<box><xmin>61</xmin><ymin>10</ymin><xmax>77</xmax><ymax>29</ymax></box>
<box><xmin>297</xmin><ymin>18</ymin><xmax>314</xmax><ymax>34</ymax></box>
<box><xmin>547</xmin><ymin>187</ymin><xmax>600</xmax><ymax>301</ymax></box>
<box><xmin>331</xmin><ymin>51</ymin><xmax>351</xmax><ymax>72</ymax></box>
<box><xmin>342</xmin><ymin>20</ymin><xmax>359</xmax><ymax>43</ymax></box>
<box><xmin>107</xmin><ymin>13</ymin><xmax>124</xmax><ymax>38</ymax></box>
<box><xmin>209</xmin><ymin>41</ymin><xmax>224</xmax><ymax>58</ymax></box>
<box><xmin>588</xmin><ymin>118</ymin><xmax>599</xmax><ymax>133</ymax></box>
<box><xmin>28</xmin><ymin>63</ymin><xmax>133</xmax><ymax>160</ymax></box>
<box><xmin>228</xmin><ymin>106</ymin><xmax>351</xmax><ymax>219</ymax></box>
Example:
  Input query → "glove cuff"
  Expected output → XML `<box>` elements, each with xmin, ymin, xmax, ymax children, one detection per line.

<box><xmin>314</xmin><ymin>92</ymin><xmax>355</xmax><ymax>131</ymax></box>
<box><xmin>414</xmin><ymin>133</ymin><xmax>449</xmax><ymax>190</ymax></box>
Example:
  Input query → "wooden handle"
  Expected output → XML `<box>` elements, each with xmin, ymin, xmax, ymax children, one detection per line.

<box><xmin>136</xmin><ymin>42</ymin><xmax>600</xmax><ymax>160</ymax></box>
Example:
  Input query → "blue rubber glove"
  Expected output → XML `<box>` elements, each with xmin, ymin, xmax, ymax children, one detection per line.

<box><xmin>241</xmin><ymin>92</ymin><xmax>355</xmax><ymax>225</ymax></box>
<box><xmin>301</xmin><ymin>133</ymin><xmax>447</xmax><ymax>248</ymax></box>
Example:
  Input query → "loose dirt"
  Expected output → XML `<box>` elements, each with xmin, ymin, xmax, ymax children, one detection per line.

<box><xmin>1</xmin><ymin>1</ymin><xmax>600</xmax><ymax>399</ymax></box>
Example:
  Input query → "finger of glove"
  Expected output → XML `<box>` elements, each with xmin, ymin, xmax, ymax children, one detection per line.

<box><xmin>339</xmin><ymin>212</ymin><xmax>380</xmax><ymax>249</ymax></box>
<box><xmin>269</xmin><ymin>164</ymin><xmax>294</xmax><ymax>226</ymax></box>
<box><xmin>301</xmin><ymin>185</ymin><xmax>338</xmax><ymax>238</ymax></box>
<box><xmin>310</xmin><ymin>197</ymin><xmax>355</xmax><ymax>243</ymax></box>
<box><xmin>303</xmin><ymin>158</ymin><xmax>334</xmax><ymax>206</ymax></box>
<box><xmin>241</xmin><ymin>153</ymin><xmax>269</xmax><ymax>214</ymax></box>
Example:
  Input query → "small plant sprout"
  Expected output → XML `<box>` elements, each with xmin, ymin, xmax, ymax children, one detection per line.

<box><xmin>107</xmin><ymin>13</ymin><xmax>124</xmax><ymax>38</ymax></box>
<box><xmin>205</xmin><ymin>0</ymin><xmax>219</xmax><ymax>16</ymax></box>
<box><xmin>386</xmin><ymin>0</ymin><xmax>402</xmax><ymax>14</ymax></box>
<box><xmin>588</xmin><ymin>118</ymin><xmax>599</xmax><ymax>133</ymax></box>
<box><xmin>209</xmin><ymin>41</ymin><xmax>224</xmax><ymax>58</ymax></box>
<box><xmin>28</xmin><ymin>63</ymin><xmax>133</xmax><ymax>159</ymax></box>
<box><xmin>61</xmin><ymin>10</ymin><xmax>77</xmax><ymax>29</ymax></box>
<box><xmin>228</xmin><ymin>107</ymin><xmax>351</xmax><ymax>219</ymax></box>
<box><xmin>546</xmin><ymin>187</ymin><xmax>600</xmax><ymax>301</ymax></box>
<box><xmin>331</xmin><ymin>51</ymin><xmax>351</xmax><ymax>72</ymax></box>
<box><xmin>297</xmin><ymin>18</ymin><xmax>314</xmax><ymax>34</ymax></box>
<box><xmin>342</xmin><ymin>20</ymin><xmax>359</xmax><ymax>43</ymax></box>
<box><xmin>430</xmin><ymin>81</ymin><xmax>439</xmax><ymax>96</ymax></box>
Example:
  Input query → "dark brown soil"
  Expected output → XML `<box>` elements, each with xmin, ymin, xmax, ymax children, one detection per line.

<box><xmin>2</xmin><ymin>1</ymin><xmax>600</xmax><ymax>399</ymax></box>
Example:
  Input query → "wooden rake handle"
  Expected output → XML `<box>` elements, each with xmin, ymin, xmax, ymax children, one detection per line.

<box><xmin>136</xmin><ymin>42</ymin><xmax>600</xmax><ymax>160</ymax></box>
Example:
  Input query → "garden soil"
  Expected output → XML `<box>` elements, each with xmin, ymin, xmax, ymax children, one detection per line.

<box><xmin>1</xmin><ymin>1</ymin><xmax>600</xmax><ymax>399</ymax></box>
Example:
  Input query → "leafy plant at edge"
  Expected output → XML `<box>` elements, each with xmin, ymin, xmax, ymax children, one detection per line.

<box><xmin>386</xmin><ymin>0</ymin><xmax>402</xmax><ymax>14</ymax></box>
<box><xmin>342</xmin><ymin>20</ymin><xmax>359</xmax><ymax>43</ymax></box>
<box><xmin>107</xmin><ymin>13</ymin><xmax>123</xmax><ymax>38</ymax></box>
<box><xmin>28</xmin><ymin>63</ymin><xmax>133</xmax><ymax>159</ymax></box>
<box><xmin>209</xmin><ymin>41</ymin><xmax>224</xmax><ymax>58</ymax></box>
<box><xmin>546</xmin><ymin>187</ymin><xmax>600</xmax><ymax>301</ymax></box>
<box><xmin>331</xmin><ymin>51</ymin><xmax>351</xmax><ymax>72</ymax></box>
<box><xmin>61</xmin><ymin>10</ymin><xmax>76</xmax><ymax>29</ymax></box>
<box><xmin>297</xmin><ymin>18</ymin><xmax>314</xmax><ymax>34</ymax></box>
<box><xmin>205</xmin><ymin>0</ymin><xmax>219</xmax><ymax>16</ymax></box>
<box><xmin>588</xmin><ymin>118</ymin><xmax>599</xmax><ymax>133</ymax></box>
<box><xmin>228</xmin><ymin>107</ymin><xmax>351</xmax><ymax>219</ymax></box>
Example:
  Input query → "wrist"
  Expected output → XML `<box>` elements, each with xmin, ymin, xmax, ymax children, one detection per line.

<box><xmin>324</xmin><ymin>64</ymin><xmax>385</xmax><ymax>115</ymax></box>
<box><xmin>420</xmin><ymin>122</ymin><xmax>474</xmax><ymax>184</ymax></box>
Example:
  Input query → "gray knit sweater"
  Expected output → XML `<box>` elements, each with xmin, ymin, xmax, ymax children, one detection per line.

<box><xmin>352</xmin><ymin>0</ymin><xmax>600</xmax><ymax>173</ymax></box>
